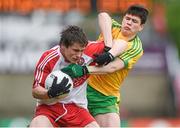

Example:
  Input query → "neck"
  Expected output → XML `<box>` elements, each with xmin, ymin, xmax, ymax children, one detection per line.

<box><xmin>121</xmin><ymin>32</ymin><xmax>136</xmax><ymax>41</ymax></box>
<box><xmin>127</xmin><ymin>34</ymin><xmax>136</xmax><ymax>41</ymax></box>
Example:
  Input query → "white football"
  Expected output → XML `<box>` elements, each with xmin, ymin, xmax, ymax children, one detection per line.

<box><xmin>45</xmin><ymin>70</ymin><xmax>73</xmax><ymax>100</ymax></box>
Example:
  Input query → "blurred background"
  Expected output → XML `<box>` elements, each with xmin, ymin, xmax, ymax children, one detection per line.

<box><xmin>0</xmin><ymin>0</ymin><xmax>180</xmax><ymax>127</ymax></box>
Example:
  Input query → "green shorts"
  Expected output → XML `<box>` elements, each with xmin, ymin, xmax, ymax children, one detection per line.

<box><xmin>87</xmin><ymin>85</ymin><xmax>119</xmax><ymax>117</ymax></box>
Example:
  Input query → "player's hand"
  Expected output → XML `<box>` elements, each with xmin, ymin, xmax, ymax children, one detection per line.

<box><xmin>93</xmin><ymin>52</ymin><xmax>114</xmax><ymax>66</ymax></box>
<box><xmin>47</xmin><ymin>76</ymin><xmax>71</xmax><ymax>98</ymax></box>
<box><xmin>61</xmin><ymin>64</ymin><xmax>89</xmax><ymax>78</ymax></box>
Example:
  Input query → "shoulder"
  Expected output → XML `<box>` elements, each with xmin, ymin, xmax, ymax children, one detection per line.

<box><xmin>126</xmin><ymin>36</ymin><xmax>143</xmax><ymax>58</ymax></box>
<box><xmin>112</xmin><ymin>19</ymin><xmax>121</xmax><ymax>28</ymax></box>
<box><xmin>131</xmin><ymin>36</ymin><xmax>143</xmax><ymax>51</ymax></box>
<box><xmin>37</xmin><ymin>45</ymin><xmax>60</xmax><ymax>66</ymax></box>
<box><xmin>42</xmin><ymin>45</ymin><xmax>60</xmax><ymax>58</ymax></box>
<box><xmin>85</xmin><ymin>41</ymin><xmax>104</xmax><ymax>51</ymax></box>
<box><xmin>111</xmin><ymin>19</ymin><xmax>121</xmax><ymax>36</ymax></box>
<box><xmin>84</xmin><ymin>41</ymin><xmax>104</xmax><ymax>57</ymax></box>
<box><xmin>119</xmin><ymin>36</ymin><xmax>143</xmax><ymax>68</ymax></box>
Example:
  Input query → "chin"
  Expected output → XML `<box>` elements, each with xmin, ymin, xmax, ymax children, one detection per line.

<box><xmin>70</xmin><ymin>60</ymin><xmax>77</xmax><ymax>64</ymax></box>
<box><xmin>122</xmin><ymin>30</ymin><xmax>131</xmax><ymax>36</ymax></box>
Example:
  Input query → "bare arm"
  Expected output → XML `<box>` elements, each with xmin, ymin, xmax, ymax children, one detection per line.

<box><xmin>88</xmin><ymin>58</ymin><xmax>124</xmax><ymax>74</ymax></box>
<box><xmin>98</xmin><ymin>13</ymin><xmax>127</xmax><ymax>59</ymax></box>
<box><xmin>98</xmin><ymin>12</ymin><xmax>113</xmax><ymax>47</ymax></box>
<box><xmin>109</xmin><ymin>39</ymin><xmax>128</xmax><ymax>57</ymax></box>
<box><xmin>32</xmin><ymin>86</ymin><xmax>49</xmax><ymax>99</ymax></box>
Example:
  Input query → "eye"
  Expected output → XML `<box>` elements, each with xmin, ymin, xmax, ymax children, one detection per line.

<box><xmin>132</xmin><ymin>19</ymin><xmax>138</xmax><ymax>23</ymax></box>
<box><xmin>74</xmin><ymin>49</ymin><xmax>80</xmax><ymax>52</ymax></box>
<box><xmin>125</xmin><ymin>17</ymin><xmax>130</xmax><ymax>20</ymax></box>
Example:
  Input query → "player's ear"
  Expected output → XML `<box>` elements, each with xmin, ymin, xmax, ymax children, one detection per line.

<box><xmin>60</xmin><ymin>44</ymin><xmax>66</xmax><ymax>52</ymax></box>
<box><xmin>139</xmin><ymin>24</ymin><xmax>144</xmax><ymax>31</ymax></box>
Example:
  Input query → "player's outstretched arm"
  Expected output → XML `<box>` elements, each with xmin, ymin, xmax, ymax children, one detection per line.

<box><xmin>61</xmin><ymin>58</ymin><xmax>125</xmax><ymax>78</ymax></box>
<box><xmin>61</xmin><ymin>64</ymin><xmax>89</xmax><ymax>78</ymax></box>
<box><xmin>88</xmin><ymin>58</ymin><xmax>125</xmax><ymax>74</ymax></box>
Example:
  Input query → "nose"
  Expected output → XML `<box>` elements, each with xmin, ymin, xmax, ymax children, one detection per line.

<box><xmin>76</xmin><ymin>52</ymin><xmax>82</xmax><ymax>58</ymax></box>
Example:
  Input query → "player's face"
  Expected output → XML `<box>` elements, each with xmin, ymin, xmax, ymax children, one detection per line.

<box><xmin>61</xmin><ymin>42</ymin><xmax>86</xmax><ymax>63</ymax></box>
<box><xmin>121</xmin><ymin>14</ymin><xmax>144</xmax><ymax>37</ymax></box>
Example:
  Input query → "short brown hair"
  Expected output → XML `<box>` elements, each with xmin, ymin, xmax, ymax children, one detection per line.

<box><xmin>124</xmin><ymin>5</ymin><xmax>149</xmax><ymax>24</ymax></box>
<box><xmin>59</xmin><ymin>25</ymin><xmax>88</xmax><ymax>47</ymax></box>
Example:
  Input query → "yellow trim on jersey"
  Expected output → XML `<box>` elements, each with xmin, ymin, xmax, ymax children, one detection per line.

<box><xmin>88</xmin><ymin>19</ymin><xmax>143</xmax><ymax>101</ymax></box>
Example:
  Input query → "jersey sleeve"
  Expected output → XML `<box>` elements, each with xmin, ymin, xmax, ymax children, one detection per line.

<box><xmin>33</xmin><ymin>48</ymin><xmax>59</xmax><ymax>88</ymax></box>
<box><xmin>118</xmin><ymin>37</ymin><xmax>143</xmax><ymax>69</ymax></box>
<box><xmin>84</xmin><ymin>41</ymin><xmax>105</xmax><ymax>59</ymax></box>
<box><xmin>33</xmin><ymin>52</ymin><xmax>51</xmax><ymax>88</ymax></box>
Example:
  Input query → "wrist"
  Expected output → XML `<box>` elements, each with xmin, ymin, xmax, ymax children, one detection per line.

<box><xmin>104</xmin><ymin>46</ymin><xmax>111</xmax><ymax>52</ymax></box>
<box><xmin>83</xmin><ymin>66</ymin><xmax>89</xmax><ymax>74</ymax></box>
<box><xmin>87</xmin><ymin>66</ymin><xmax>96</xmax><ymax>74</ymax></box>
<box><xmin>47</xmin><ymin>90</ymin><xmax>53</xmax><ymax>98</ymax></box>
<box><xmin>107</xmin><ymin>52</ymin><xmax>115</xmax><ymax>61</ymax></box>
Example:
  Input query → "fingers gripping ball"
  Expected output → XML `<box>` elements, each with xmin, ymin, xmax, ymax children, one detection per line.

<box><xmin>45</xmin><ymin>70</ymin><xmax>73</xmax><ymax>99</ymax></box>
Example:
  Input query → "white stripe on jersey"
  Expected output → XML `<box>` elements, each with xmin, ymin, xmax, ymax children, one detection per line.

<box><xmin>39</xmin><ymin>53</ymin><xmax>59</xmax><ymax>83</ymax></box>
<box><xmin>35</xmin><ymin>48</ymin><xmax>59</xmax><ymax>85</ymax></box>
<box><xmin>36</xmin><ymin>50</ymin><xmax>57</xmax><ymax>83</ymax></box>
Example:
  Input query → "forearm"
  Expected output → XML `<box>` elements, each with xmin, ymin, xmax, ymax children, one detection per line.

<box><xmin>88</xmin><ymin>58</ymin><xmax>124</xmax><ymax>74</ymax></box>
<box><xmin>98</xmin><ymin>12</ymin><xmax>113</xmax><ymax>47</ymax></box>
<box><xmin>32</xmin><ymin>85</ymin><xmax>49</xmax><ymax>99</ymax></box>
<box><xmin>109</xmin><ymin>39</ymin><xmax>128</xmax><ymax>57</ymax></box>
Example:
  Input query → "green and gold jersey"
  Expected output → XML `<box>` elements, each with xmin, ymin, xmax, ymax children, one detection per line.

<box><xmin>88</xmin><ymin>19</ymin><xmax>143</xmax><ymax>101</ymax></box>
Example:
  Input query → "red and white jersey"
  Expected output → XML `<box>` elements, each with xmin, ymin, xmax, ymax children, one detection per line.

<box><xmin>33</xmin><ymin>41</ymin><xmax>104</xmax><ymax>109</ymax></box>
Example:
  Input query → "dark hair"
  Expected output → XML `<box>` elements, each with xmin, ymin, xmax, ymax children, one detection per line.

<box><xmin>124</xmin><ymin>5</ymin><xmax>149</xmax><ymax>24</ymax></box>
<box><xmin>59</xmin><ymin>25</ymin><xmax>88</xmax><ymax>47</ymax></box>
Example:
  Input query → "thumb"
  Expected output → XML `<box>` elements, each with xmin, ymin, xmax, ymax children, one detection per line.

<box><xmin>93</xmin><ymin>53</ymin><xmax>100</xmax><ymax>58</ymax></box>
<box><xmin>52</xmin><ymin>76</ymin><xmax>57</xmax><ymax>85</ymax></box>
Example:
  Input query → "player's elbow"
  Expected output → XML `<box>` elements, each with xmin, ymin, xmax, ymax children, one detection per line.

<box><xmin>98</xmin><ymin>12</ymin><xmax>110</xmax><ymax>19</ymax></box>
<box><xmin>32</xmin><ymin>89</ymin><xmax>38</xmax><ymax>99</ymax></box>
<box><xmin>32</xmin><ymin>87</ymin><xmax>42</xmax><ymax>99</ymax></box>
<box><xmin>107</xmin><ymin>66</ymin><xmax>119</xmax><ymax>73</ymax></box>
